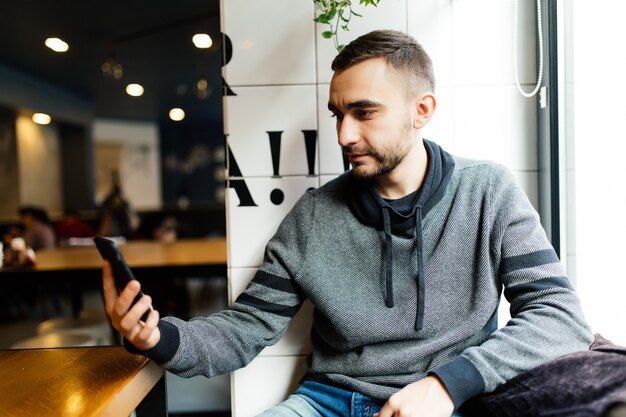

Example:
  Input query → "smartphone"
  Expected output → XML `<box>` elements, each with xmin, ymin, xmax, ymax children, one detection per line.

<box><xmin>94</xmin><ymin>236</ymin><xmax>151</xmax><ymax>321</ymax></box>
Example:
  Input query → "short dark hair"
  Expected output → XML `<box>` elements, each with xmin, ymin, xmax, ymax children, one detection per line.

<box><xmin>19</xmin><ymin>206</ymin><xmax>50</xmax><ymax>223</ymax></box>
<box><xmin>331</xmin><ymin>30</ymin><xmax>435</xmax><ymax>95</ymax></box>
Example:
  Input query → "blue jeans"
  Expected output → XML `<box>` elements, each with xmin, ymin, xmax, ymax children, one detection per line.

<box><xmin>257</xmin><ymin>380</ymin><xmax>465</xmax><ymax>417</ymax></box>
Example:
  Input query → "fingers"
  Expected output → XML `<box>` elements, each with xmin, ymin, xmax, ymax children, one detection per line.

<box><xmin>102</xmin><ymin>261</ymin><xmax>158</xmax><ymax>347</ymax></box>
<box><xmin>373</xmin><ymin>403</ymin><xmax>392</xmax><ymax>417</ymax></box>
<box><xmin>112</xmin><ymin>281</ymin><xmax>141</xmax><ymax>319</ymax></box>
<box><xmin>120</xmin><ymin>295</ymin><xmax>153</xmax><ymax>329</ymax></box>
<box><xmin>124</xmin><ymin>305</ymin><xmax>161</xmax><ymax>351</ymax></box>
<box><xmin>136</xmin><ymin>309</ymin><xmax>160</xmax><ymax>346</ymax></box>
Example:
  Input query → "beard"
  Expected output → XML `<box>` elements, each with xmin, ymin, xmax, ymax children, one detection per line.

<box><xmin>344</xmin><ymin>143</ymin><xmax>408</xmax><ymax>179</ymax></box>
<box><xmin>343</xmin><ymin>117</ymin><xmax>414</xmax><ymax>180</ymax></box>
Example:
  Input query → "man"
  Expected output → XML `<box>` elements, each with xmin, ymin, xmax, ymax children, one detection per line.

<box><xmin>19</xmin><ymin>206</ymin><xmax>56</xmax><ymax>250</ymax></box>
<box><xmin>103</xmin><ymin>30</ymin><xmax>593</xmax><ymax>417</ymax></box>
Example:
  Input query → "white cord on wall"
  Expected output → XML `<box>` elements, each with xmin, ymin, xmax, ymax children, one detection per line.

<box><xmin>515</xmin><ymin>0</ymin><xmax>544</xmax><ymax>98</ymax></box>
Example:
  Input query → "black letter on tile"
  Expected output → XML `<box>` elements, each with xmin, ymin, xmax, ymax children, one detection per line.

<box><xmin>302</xmin><ymin>130</ymin><xmax>317</xmax><ymax>176</ymax></box>
<box><xmin>221</xmin><ymin>33</ymin><xmax>236</xmax><ymax>96</ymax></box>
<box><xmin>342</xmin><ymin>152</ymin><xmax>350</xmax><ymax>172</ymax></box>
<box><xmin>227</xmin><ymin>143</ymin><xmax>257</xmax><ymax>207</ymax></box>
<box><xmin>229</xmin><ymin>180</ymin><xmax>257</xmax><ymax>207</ymax></box>
<box><xmin>267</xmin><ymin>131</ymin><xmax>283</xmax><ymax>177</ymax></box>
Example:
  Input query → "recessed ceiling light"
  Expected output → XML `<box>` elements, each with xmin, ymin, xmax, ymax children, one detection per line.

<box><xmin>126</xmin><ymin>83</ymin><xmax>144</xmax><ymax>97</ymax></box>
<box><xmin>192</xmin><ymin>34</ymin><xmax>212</xmax><ymax>49</ymax></box>
<box><xmin>169</xmin><ymin>108</ymin><xmax>185</xmax><ymax>121</ymax></box>
<box><xmin>32</xmin><ymin>113</ymin><xmax>51</xmax><ymax>125</ymax></box>
<box><xmin>45</xmin><ymin>37</ymin><xmax>69</xmax><ymax>53</ymax></box>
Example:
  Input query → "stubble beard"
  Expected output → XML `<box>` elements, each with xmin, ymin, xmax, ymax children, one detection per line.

<box><xmin>345</xmin><ymin>120</ymin><xmax>414</xmax><ymax>181</ymax></box>
<box><xmin>347</xmin><ymin>145</ymin><xmax>407</xmax><ymax>180</ymax></box>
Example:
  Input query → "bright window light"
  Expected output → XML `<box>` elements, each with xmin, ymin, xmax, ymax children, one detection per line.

<box><xmin>32</xmin><ymin>113</ymin><xmax>51</xmax><ymax>125</ymax></box>
<box><xmin>192</xmin><ymin>34</ymin><xmax>212</xmax><ymax>49</ymax></box>
<box><xmin>45</xmin><ymin>37</ymin><xmax>69</xmax><ymax>53</ymax></box>
<box><xmin>126</xmin><ymin>83</ymin><xmax>144</xmax><ymax>97</ymax></box>
<box><xmin>169</xmin><ymin>108</ymin><xmax>185</xmax><ymax>121</ymax></box>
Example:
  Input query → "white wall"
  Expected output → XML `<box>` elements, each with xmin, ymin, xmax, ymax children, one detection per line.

<box><xmin>15</xmin><ymin>114</ymin><xmax>63</xmax><ymax>214</ymax></box>
<box><xmin>567</xmin><ymin>0</ymin><xmax>626</xmax><ymax>345</ymax></box>
<box><xmin>92</xmin><ymin>118</ymin><xmax>162</xmax><ymax>210</ymax></box>
<box><xmin>222</xmin><ymin>1</ymin><xmax>539</xmax><ymax>415</ymax></box>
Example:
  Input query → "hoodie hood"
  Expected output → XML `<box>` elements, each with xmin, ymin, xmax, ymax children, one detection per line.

<box><xmin>346</xmin><ymin>139</ymin><xmax>455</xmax><ymax>330</ymax></box>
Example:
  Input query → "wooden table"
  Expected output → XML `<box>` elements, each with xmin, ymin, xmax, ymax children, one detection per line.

<box><xmin>0</xmin><ymin>346</ymin><xmax>166</xmax><ymax>417</ymax></box>
<box><xmin>9</xmin><ymin>237</ymin><xmax>227</xmax><ymax>272</ymax></box>
<box><xmin>0</xmin><ymin>238</ymin><xmax>227</xmax><ymax>317</ymax></box>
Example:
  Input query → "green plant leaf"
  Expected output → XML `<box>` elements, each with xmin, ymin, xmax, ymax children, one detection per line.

<box><xmin>321</xmin><ymin>31</ymin><xmax>333</xmax><ymax>39</ymax></box>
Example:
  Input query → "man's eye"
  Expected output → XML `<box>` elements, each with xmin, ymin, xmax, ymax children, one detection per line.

<box><xmin>356</xmin><ymin>109</ymin><xmax>373</xmax><ymax>118</ymax></box>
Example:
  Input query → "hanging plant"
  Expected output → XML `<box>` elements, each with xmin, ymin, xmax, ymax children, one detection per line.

<box><xmin>313</xmin><ymin>0</ymin><xmax>381</xmax><ymax>52</ymax></box>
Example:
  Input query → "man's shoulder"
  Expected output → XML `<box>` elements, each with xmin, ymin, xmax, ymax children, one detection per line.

<box><xmin>452</xmin><ymin>155</ymin><xmax>512</xmax><ymax>182</ymax></box>
<box><xmin>309</xmin><ymin>171</ymin><xmax>352</xmax><ymax>197</ymax></box>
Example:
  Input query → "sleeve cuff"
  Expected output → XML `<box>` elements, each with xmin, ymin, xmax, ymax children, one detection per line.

<box><xmin>123</xmin><ymin>319</ymin><xmax>180</xmax><ymax>364</ymax></box>
<box><xmin>430</xmin><ymin>356</ymin><xmax>486</xmax><ymax>409</ymax></box>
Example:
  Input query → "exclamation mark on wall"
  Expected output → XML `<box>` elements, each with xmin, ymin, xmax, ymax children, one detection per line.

<box><xmin>342</xmin><ymin>153</ymin><xmax>350</xmax><ymax>172</ymax></box>
<box><xmin>302</xmin><ymin>130</ymin><xmax>317</xmax><ymax>176</ymax></box>
<box><xmin>267</xmin><ymin>131</ymin><xmax>285</xmax><ymax>205</ymax></box>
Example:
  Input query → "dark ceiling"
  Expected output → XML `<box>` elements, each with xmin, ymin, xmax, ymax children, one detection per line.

<box><xmin>0</xmin><ymin>0</ymin><xmax>222</xmax><ymax>125</ymax></box>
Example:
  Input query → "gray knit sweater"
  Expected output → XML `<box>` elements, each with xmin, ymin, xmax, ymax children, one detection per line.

<box><xmin>141</xmin><ymin>140</ymin><xmax>593</xmax><ymax>408</ymax></box>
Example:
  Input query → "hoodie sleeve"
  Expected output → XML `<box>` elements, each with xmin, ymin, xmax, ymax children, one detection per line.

<box><xmin>432</xmin><ymin>164</ymin><xmax>593</xmax><ymax>408</ymax></box>
<box><xmin>134</xmin><ymin>192</ymin><xmax>314</xmax><ymax>378</ymax></box>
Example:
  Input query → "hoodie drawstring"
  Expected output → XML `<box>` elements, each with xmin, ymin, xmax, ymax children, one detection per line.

<box><xmin>383</xmin><ymin>204</ymin><xmax>425</xmax><ymax>331</ymax></box>
<box><xmin>414</xmin><ymin>206</ymin><xmax>425</xmax><ymax>330</ymax></box>
<box><xmin>382</xmin><ymin>206</ymin><xmax>394</xmax><ymax>308</ymax></box>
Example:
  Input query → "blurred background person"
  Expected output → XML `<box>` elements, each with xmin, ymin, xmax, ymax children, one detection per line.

<box><xmin>18</xmin><ymin>206</ymin><xmax>56</xmax><ymax>251</ymax></box>
<box><xmin>98</xmin><ymin>171</ymin><xmax>139</xmax><ymax>239</ymax></box>
<box><xmin>55</xmin><ymin>208</ymin><xmax>95</xmax><ymax>245</ymax></box>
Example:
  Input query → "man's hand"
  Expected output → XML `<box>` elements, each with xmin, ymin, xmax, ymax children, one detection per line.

<box><xmin>102</xmin><ymin>261</ymin><xmax>161</xmax><ymax>351</ymax></box>
<box><xmin>375</xmin><ymin>376</ymin><xmax>454</xmax><ymax>417</ymax></box>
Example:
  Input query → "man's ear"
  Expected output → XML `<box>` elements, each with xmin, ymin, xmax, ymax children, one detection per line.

<box><xmin>413</xmin><ymin>93</ymin><xmax>436</xmax><ymax>129</ymax></box>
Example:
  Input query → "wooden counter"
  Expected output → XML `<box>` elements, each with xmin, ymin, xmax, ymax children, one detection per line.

<box><xmin>0</xmin><ymin>237</ymin><xmax>227</xmax><ymax>317</ymax></box>
<box><xmin>14</xmin><ymin>237</ymin><xmax>227</xmax><ymax>271</ymax></box>
<box><xmin>0</xmin><ymin>346</ymin><xmax>166</xmax><ymax>417</ymax></box>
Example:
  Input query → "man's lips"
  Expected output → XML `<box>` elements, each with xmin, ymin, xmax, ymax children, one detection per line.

<box><xmin>346</xmin><ymin>153</ymin><xmax>368</xmax><ymax>162</ymax></box>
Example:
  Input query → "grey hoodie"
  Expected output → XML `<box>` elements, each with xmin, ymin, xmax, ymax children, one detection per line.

<box><xmin>136</xmin><ymin>139</ymin><xmax>593</xmax><ymax>408</ymax></box>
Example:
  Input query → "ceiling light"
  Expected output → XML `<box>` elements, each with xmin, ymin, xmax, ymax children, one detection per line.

<box><xmin>102</xmin><ymin>56</ymin><xmax>123</xmax><ymax>79</ymax></box>
<box><xmin>192</xmin><ymin>34</ymin><xmax>212</xmax><ymax>49</ymax></box>
<box><xmin>126</xmin><ymin>83</ymin><xmax>144</xmax><ymax>97</ymax></box>
<box><xmin>196</xmin><ymin>79</ymin><xmax>208</xmax><ymax>91</ymax></box>
<box><xmin>45</xmin><ymin>37</ymin><xmax>69</xmax><ymax>53</ymax></box>
<box><xmin>169</xmin><ymin>108</ymin><xmax>185</xmax><ymax>122</ymax></box>
<box><xmin>32</xmin><ymin>113</ymin><xmax>51</xmax><ymax>125</ymax></box>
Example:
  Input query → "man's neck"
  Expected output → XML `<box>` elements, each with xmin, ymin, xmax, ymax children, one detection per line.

<box><xmin>374</xmin><ymin>140</ymin><xmax>428</xmax><ymax>200</ymax></box>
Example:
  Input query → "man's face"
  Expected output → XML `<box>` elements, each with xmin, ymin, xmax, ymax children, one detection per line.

<box><xmin>328</xmin><ymin>57</ymin><xmax>416</xmax><ymax>180</ymax></box>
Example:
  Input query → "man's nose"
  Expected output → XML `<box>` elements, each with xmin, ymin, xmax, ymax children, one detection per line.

<box><xmin>337</xmin><ymin>117</ymin><xmax>359</xmax><ymax>148</ymax></box>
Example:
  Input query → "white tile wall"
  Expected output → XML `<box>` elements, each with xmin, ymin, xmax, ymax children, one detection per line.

<box><xmin>316</xmin><ymin>84</ymin><xmax>346</xmax><ymax>175</ymax></box>
<box><xmin>315</xmin><ymin>0</ymin><xmax>407</xmax><ymax>84</ymax></box>
<box><xmin>407</xmin><ymin>0</ymin><xmax>453</xmax><ymax>84</ymax></box>
<box><xmin>227</xmin><ymin>176</ymin><xmax>319</xmax><ymax>268</ymax></box>
<box><xmin>450</xmin><ymin>84</ymin><xmax>537</xmax><ymax>171</ymax></box>
<box><xmin>451</xmin><ymin>0</ymin><xmax>537</xmax><ymax>86</ymax></box>
<box><xmin>231</xmin><ymin>355</ymin><xmax>308</xmax><ymax>417</ymax></box>
<box><xmin>222</xmin><ymin>0</ymin><xmax>316</xmax><ymax>86</ymax></box>
<box><xmin>422</xmin><ymin>84</ymin><xmax>454</xmax><ymax>150</ymax></box>
<box><xmin>226</xmin><ymin>85</ymin><xmax>318</xmax><ymax>178</ymax></box>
